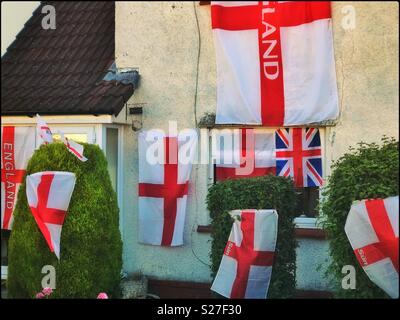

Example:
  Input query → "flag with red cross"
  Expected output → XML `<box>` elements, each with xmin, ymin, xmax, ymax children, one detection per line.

<box><xmin>1</xmin><ymin>126</ymin><xmax>36</xmax><ymax>230</ymax></box>
<box><xmin>211</xmin><ymin>209</ymin><xmax>278</xmax><ymax>299</ymax></box>
<box><xmin>345</xmin><ymin>196</ymin><xmax>399</xmax><ymax>298</ymax></box>
<box><xmin>26</xmin><ymin>171</ymin><xmax>76</xmax><ymax>259</ymax></box>
<box><xmin>138</xmin><ymin>130</ymin><xmax>197</xmax><ymax>246</ymax></box>
<box><xmin>212</xmin><ymin>1</ymin><xmax>339</xmax><ymax>126</ymax></box>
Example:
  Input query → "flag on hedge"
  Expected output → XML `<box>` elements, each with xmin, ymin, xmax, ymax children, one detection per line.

<box><xmin>211</xmin><ymin>209</ymin><xmax>278</xmax><ymax>299</ymax></box>
<box><xmin>26</xmin><ymin>171</ymin><xmax>76</xmax><ymax>259</ymax></box>
<box><xmin>213</xmin><ymin>128</ymin><xmax>276</xmax><ymax>181</ymax></box>
<box><xmin>1</xmin><ymin>126</ymin><xmax>36</xmax><ymax>230</ymax></box>
<box><xmin>63</xmin><ymin>136</ymin><xmax>88</xmax><ymax>162</ymax></box>
<box><xmin>212</xmin><ymin>1</ymin><xmax>339</xmax><ymax>126</ymax></box>
<box><xmin>36</xmin><ymin>114</ymin><xmax>53</xmax><ymax>145</ymax></box>
<box><xmin>138</xmin><ymin>130</ymin><xmax>197</xmax><ymax>246</ymax></box>
<box><xmin>345</xmin><ymin>196</ymin><xmax>399</xmax><ymax>298</ymax></box>
<box><xmin>275</xmin><ymin>128</ymin><xmax>323</xmax><ymax>187</ymax></box>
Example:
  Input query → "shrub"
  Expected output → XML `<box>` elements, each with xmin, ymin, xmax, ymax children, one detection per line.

<box><xmin>7</xmin><ymin>142</ymin><xmax>123</xmax><ymax>298</ymax></box>
<box><xmin>207</xmin><ymin>175</ymin><xmax>298</xmax><ymax>298</ymax></box>
<box><xmin>320</xmin><ymin>137</ymin><xmax>399</xmax><ymax>298</ymax></box>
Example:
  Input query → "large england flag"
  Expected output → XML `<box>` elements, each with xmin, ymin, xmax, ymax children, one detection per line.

<box><xmin>27</xmin><ymin>171</ymin><xmax>76</xmax><ymax>259</ymax></box>
<box><xmin>138</xmin><ymin>130</ymin><xmax>197</xmax><ymax>246</ymax></box>
<box><xmin>212</xmin><ymin>1</ymin><xmax>339</xmax><ymax>126</ymax></box>
<box><xmin>211</xmin><ymin>210</ymin><xmax>278</xmax><ymax>299</ymax></box>
<box><xmin>345</xmin><ymin>196</ymin><xmax>399</xmax><ymax>298</ymax></box>
<box><xmin>1</xmin><ymin>126</ymin><xmax>36</xmax><ymax>230</ymax></box>
<box><xmin>212</xmin><ymin>128</ymin><xmax>276</xmax><ymax>181</ymax></box>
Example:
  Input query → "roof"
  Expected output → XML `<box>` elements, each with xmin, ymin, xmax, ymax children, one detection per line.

<box><xmin>1</xmin><ymin>1</ymin><xmax>138</xmax><ymax>116</ymax></box>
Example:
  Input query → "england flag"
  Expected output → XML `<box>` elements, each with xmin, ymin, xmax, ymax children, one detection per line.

<box><xmin>345</xmin><ymin>196</ymin><xmax>399</xmax><ymax>298</ymax></box>
<box><xmin>26</xmin><ymin>171</ymin><xmax>76</xmax><ymax>259</ymax></box>
<box><xmin>212</xmin><ymin>1</ymin><xmax>339</xmax><ymax>126</ymax></box>
<box><xmin>211</xmin><ymin>209</ymin><xmax>278</xmax><ymax>299</ymax></box>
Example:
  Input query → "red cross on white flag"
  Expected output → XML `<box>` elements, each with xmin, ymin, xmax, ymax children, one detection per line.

<box><xmin>212</xmin><ymin>1</ymin><xmax>339</xmax><ymax>126</ymax></box>
<box><xmin>63</xmin><ymin>136</ymin><xmax>88</xmax><ymax>162</ymax></box>
<box><xmin>138</xmin><ymin>130</ymin><xmax>197</xmax><ymax>246</ymax></box>
<box><xmin>211</xmin><ymin>210</ymin><xmax>278</xmax><ymax>299</ymax></box>
<box><xmin>345</xmin><ymin>196</ymin><xmax>399</xmax><ymax>298</ymax></box>
<box><xmin>36</xmin><ymin>114</ymin><xmax>53</xmax><ymax>145</ymax></box>
<box><xmin>26</xmin><ymin>171</ymin><xmax>76</xmax><ymax>259</ymax></box>
<box><xmin>213</xmin><ymin>128</ymin><xmax>276</xmax><ymax>181</ymax></box>
<box><xmin>1</xmin><ymin>126</ymin><xmax>36</xmax><ymax>230</ymax></box>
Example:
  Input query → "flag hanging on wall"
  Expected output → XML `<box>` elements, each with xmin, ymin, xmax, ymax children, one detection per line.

<box><xmin>212</xmin><ymin>1</ymin><xmax>339</xmax><ymax>126</ymax></box>
<box><xmin>138</xmin><ymin>130</ymin><xmax>197</xmax><ymax>246</ymax></box>
<box><xmin>213</xmin><ymin>128</ymin><xmax>275</xmax><ymax>181</ymax></box>
<box><xmin>36</xmin><ymin>114</ymin><xmax>53</xmax><ymax>145</ymax></box>
<box><xmin>1</xmin><ymin>126</ymin><xmax>36</xmax><ymax>230</ymax></box>
<box><xmin>275</xmin><ymin>128</ymin><xmax>323</xmax><ymax>187</ymax></box>
<box><xmin>211</xmin><ymin>209</ymin><xmax>278</xmax><ymax>299</ymax></box>
<box><xmin>345</xmin><ymin>196</ymin><xmax>399</xmax><ymax>298</ymax></box>
<box><xmin>26</xmin><ymin>171</ymin><xmax>76</xmax><ymax>259</ymax></box>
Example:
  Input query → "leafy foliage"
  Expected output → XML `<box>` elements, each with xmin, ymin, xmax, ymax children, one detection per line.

<box><xmin>7</xmin><ymin>142</ymin><xmax>123</xmax><ymax>298</ymax></box>
<box><xmin>320</xmin><ymin>137</ymin><xmax>399</xmax><ymax>298</ymax></box>
<box><xmin>207</xmin><ymin>175</ymin><xmax>298</xmax><ymax>298</ymax></box>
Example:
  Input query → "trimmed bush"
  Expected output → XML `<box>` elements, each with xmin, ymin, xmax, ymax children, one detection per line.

<box><xmin>8</xmin><ymin>142</ymin><xmax>123</xmax><ymax>298</ymax></box>
<box><xmin>320</xmin><ymin>137</ymin><xmax>399</xmax><ymax>298</ymax></box>
<box><xmin>207</xmin><ymin>175</ymin><xmax>298</xmax><ymax>298</ymax></box>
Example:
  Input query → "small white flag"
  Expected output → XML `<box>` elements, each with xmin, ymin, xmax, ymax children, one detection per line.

<box><xmin>63</xmin><ymin>135</ymin><xmax>88</xmax><ymax>162</ymax></box>
<box><xmin>36</xmin><ymin>114</ymin><xmax>53</xmax><ymax>144</ymax></box>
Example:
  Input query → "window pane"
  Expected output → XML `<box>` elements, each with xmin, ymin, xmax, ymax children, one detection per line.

<box><xmin>106</xmin><ymin>128</ymin><xmax>118</xmax><ymax>192</ymax></box>
<box><xmin>295</xmin><ymin>187</ymin><xmax>320</xmax><ymax>217</ymax></box>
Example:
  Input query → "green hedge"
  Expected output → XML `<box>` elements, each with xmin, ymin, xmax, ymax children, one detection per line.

<box><xmin>207</xmin><ymin>175</ymin><xmax>298</xmax><ymax>298</ymax></box>
<box><xmin>8</xmin><ymin>142</ymin><xmax>123</xmax><ymax>298</ymax></box>
<box><xmin>320</xmin><ymin>137</ymin><xmax>399</xmax><ymax>298</ymax></box>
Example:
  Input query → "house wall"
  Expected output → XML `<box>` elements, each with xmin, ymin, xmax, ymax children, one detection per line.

<box><xmin>115</xmin><ymin>1</ymin><xmax>399</xmax><ymax>290</ymax></box>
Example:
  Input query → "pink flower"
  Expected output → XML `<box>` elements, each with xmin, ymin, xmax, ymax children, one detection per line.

<box><xmin>42</xmin><ymin>287</ymin><xmax>53</xmax><ymax>296</ymax></box>
<box><xmin>97</xmin><ymin>292</ymin><xmax>108</xmax><ymax>299</ymax></box>
<box><xmin>35</xmin><ymin>292</ymin><xmax>45</xmax><ymax>299</ymax></box>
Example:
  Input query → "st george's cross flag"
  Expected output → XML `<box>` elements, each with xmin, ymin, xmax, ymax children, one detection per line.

<box><xmin>138</xmin><ymin>130</ymin><xmax>197</xmax><ymax>246</ymax></box>
<box><xmin>212</xmin><ymin>1</ymin><xmax>339</xmax><ymax>126</ymax></box>
<box><xmin>275</xmin><ymin>128</ymin><xmax>323</xmax><ymax>187</ymax></box>
<box><xmin>1</xmin><ymin>126</ymin><xmax>36</xmax><ymax>230</ymax></box>
<box><xmin>212</xmin><ymin>128</ymin><xmax>275</xmax><ymax>181</ymax></box>
<box><xmin>211</xmin><ymin>210</ymin><xmax>278</xmax><ymax>299</ymax></box>
<box><xmin>36</xmin><ymin>114</ymin><xmax>53</xmax><ymax>145</ymax></box>
<box><xmin>26</xmin><ymin>171</ymin><xmax>76</xmax><ymax>259</ymax></box>
<box><xmin>62</xmin><ymin>136</ymin><xmax>88</xmax><ymax>162</ymax></box>
<box><xmin>345</xmin><ymin>196</ymin><xmax>399</xmax><ymax>298</ymax></box>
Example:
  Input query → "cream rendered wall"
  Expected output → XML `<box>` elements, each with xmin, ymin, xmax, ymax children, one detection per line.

<box><xmin>115</xmin><ymin>2</ymin><xmax>399</xmax><ymax>289</ymax></box>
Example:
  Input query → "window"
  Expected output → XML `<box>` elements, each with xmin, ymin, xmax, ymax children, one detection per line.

<box><xmin>105</xmin><ymin>128</ymin><xmax>119</xmax><ymax>192</ymax></box>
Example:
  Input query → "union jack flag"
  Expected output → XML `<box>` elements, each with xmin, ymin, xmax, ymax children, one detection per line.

<box><xmin>275</xmin><ymin>128</ymin><xmax>323</xmax><ymax>187</ymax></box>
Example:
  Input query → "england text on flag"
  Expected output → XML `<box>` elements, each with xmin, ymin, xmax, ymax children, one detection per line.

<box><xmin>212</xmin><ymin>1</ymin><xmax>339</xmax><ymax>126</ymax></box>
<box><xmin>1</xmin><ymin>126</ymin><xmax>36</xmax><ymax>230</ymax></box>
<box><xmin>138</xmin><ymin>130</ymin><xmax>197</xmax><ymax>246</ymax></box>
<box><xmin>275</xmin><ymin>128</ymin><xmax>323</xmax><ymax>187</ymax></box>
<box><xmin>211</xmin><ymin>210</ymin><xmax>278</xmax><ymax>299</ymax></box>
<box><xmin>345</xmin><ymin>196</ymin><xmax>399</xmax><ymax>298</ymax></box>
<box><xmin>26</xmin><ymin>171</ymin><xmax>76</xmax><ymax>259</ymax></box>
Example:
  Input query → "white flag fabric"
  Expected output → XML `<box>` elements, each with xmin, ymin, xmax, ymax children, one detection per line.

<box><xmin>212</xmin><ymin>1</ymin><xmax>339</xmax><ymax>126</ymax></box>
<box><xmin>26</xmin><ymin>171</ymin><xmax>76</xmax><ymax>259</ymax></box>
<box><xmin>138</xmin><ymin>130</ymin><xmax>197</xmax><ymax>246</ymax></box>
<box><xmin>36</xmin><ymin>114</ymin><xmax>53</xmax><ymax>144</ymax></box>
<box><xmin>345</xmin><ymin>196</ymin><xmax>399</xmax><ymax>298</ymax></box>
<box><xmin>211</xmin><ymin>209</ymin><xmax>278</xmax><ymax>299</ymax></box>
<box><xmin>63</xmin><ymin>136</ymin><xmax>88</xmax><ymax>162</ymax></box>
<box><xmin>1</xmin><ymin>126</ymin><xmax>36</xmax><ymax>230</ymax></box>
<box><xmin>212</xmin><ymin>128</ymin><xmax>276</xmax><ymax>181</ymax></box>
